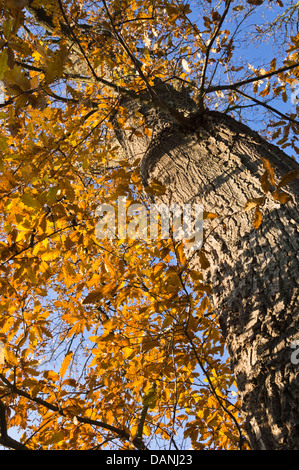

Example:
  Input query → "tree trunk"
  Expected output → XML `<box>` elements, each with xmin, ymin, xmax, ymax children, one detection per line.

<box><xmin>114</xmin><ymin>93</ymin><xmax>299</xmax><ymax>450</ymax></box>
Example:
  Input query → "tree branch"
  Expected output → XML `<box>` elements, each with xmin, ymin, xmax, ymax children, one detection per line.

<box><xmin>136</xmin><ymin>404</ymin><xmax>149</xmax><ymax>440</ymax></box>
<box><xmin>235</xmin><ymin>88</ymin><xmax>299</xmax><ymax>126</ymax></box>
<box><xmin>24</xmin><ymin>1</ymin><xmax>196</xmax><ymax>129</ymax></box>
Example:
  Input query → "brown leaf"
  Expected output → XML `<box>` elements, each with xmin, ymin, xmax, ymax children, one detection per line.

<box><xmin>261</xmin><ymin>158</ymin><xmax>275</xmax><ymax>186</ymax></box>
<box><xmin>260</xmin><ymin>172</ymin><xmax>270</xmax><ymax>194</ymax></box>
<box><xmin>198</xmin><ymin>250</ymin><xmax>210</xmax><ymax>269</ymax></box>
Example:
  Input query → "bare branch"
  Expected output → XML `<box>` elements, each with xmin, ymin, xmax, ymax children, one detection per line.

<box><xmin>0</xmin><ymin>400</ymin><xmax>29</xmax><ymax>450</ymax></box>
<box><xmin>198</xmin><ymin>0</ymin><xmax>232</xmax><ymax>109</ymax></box>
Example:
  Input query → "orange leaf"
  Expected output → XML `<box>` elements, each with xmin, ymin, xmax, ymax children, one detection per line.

<box><xmin>4</xmin><ymin>345</ymin><xmax>18</xmax><ymax>366</ymax></box>
<box><xmin>59</xmin><ymin>351</ymin><xmax>73</xmax><ymax>379</ymax></box>
<box><xmin>260</xmin><ymin>171</ymin><xmax>271</xmax><ymax>193</ymax></box>
<box><xmin>253</xmin><ymin>206</ymin><xmax>263</xmax><ymax>229</ymax></box>
<box><xmin>244</xmin><ymin>196</ymin><xmax>265</xmax><ymax>212</ymax></box>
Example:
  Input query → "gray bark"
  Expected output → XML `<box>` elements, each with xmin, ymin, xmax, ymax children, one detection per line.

<box><xmin>113</xmin><ymin>92</ymin><xmax>299</xmax><ymax>450</ymax></box>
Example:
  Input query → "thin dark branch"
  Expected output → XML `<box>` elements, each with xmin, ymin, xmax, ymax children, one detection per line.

<box><xmin>136</xmin><ymin>404</ymin><xmax>149</xmax><ymax>439</ymax></box>
<box><xmin>235</xmin><ymin>89</ymin><xmax>299</xmax><ymax>126</ymax></box>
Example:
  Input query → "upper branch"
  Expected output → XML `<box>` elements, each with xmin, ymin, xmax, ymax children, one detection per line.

<box><xmin>205</xmin><ymin>62</ymin><xmax>299</xmax><ymax>94</ymax></box>
<box><xmin>198</xmin><ymin>0</ymin><xmax>232</xmax><ymax>109</ymax></box>
<box><xmin>0</xmin><ymin>374</ymin><xmax>147</xmax><ymax>450</ymax></box>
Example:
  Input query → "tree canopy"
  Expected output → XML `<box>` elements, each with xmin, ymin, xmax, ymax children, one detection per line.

<box><xmin>0</xmin><ymin>0</ymin><xmax>298</xmax><ymax>450</ymax></box>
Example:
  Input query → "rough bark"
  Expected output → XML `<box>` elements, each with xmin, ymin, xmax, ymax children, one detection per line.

<box><xmin>113</xmin><ymin>93</ymin><xmax>299</xmax><ymax>450</ymax></box>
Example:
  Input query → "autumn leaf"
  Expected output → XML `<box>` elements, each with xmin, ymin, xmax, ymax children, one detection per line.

<box><xmin>145</xmin><ymin>179</ymin><xmax>167</xmax><ymax>195</ymax></box>
<box><xmin>43</xmin><ymin>431</ymin><xmax>65</xmax><ymax>446</ymax></box>
<box><xmin>272</xmin><ymin>189</ymin><xmax>291</xmax><ymax>204</ymax></box>
<box><xmin>21</xmin><ymin>193</ymin><xmax>43</xmax><ymax>209</ymax></box>
<box><xmin>82</xmin><ymin>290</ymin><xmax>103</xmax><ymax>304</ymax></box>
<box><xmin>142</xmin><ymin>384</ymin><xmax>157</xmax><ymax>409</ymax></box>
<box><xmin>276</xmin><ymin>169</ymin><xmax>299</xmax><ymax>190</ymax></box>
<box><xmin>0</xmin><ymin>50</ymin><xmax>8</xmax><ymax>80</ymax></box>
<box><xmin>244</xmin><ymin>196</ymin><xmax>265</xmax><ymax>212</ymax></box>
<box><xmin>253</xmin><ymin>206</ymin><xmax>263</xmax><ymax>229</ymax></box>
<box><xmin>247</xmin><ymin>0</ymin><xmax>264</xmax><ymax>6</ymax></box>
<box><xmin>260</xmin><ymin>171</ymin><xmax>271</xmax><ymax>194</ymax></box>
<box><xmin>261</xmin><ymin>158</ymin><xmax>275</xmax><ymax>186</ymax></box>
<box><xmin>198</xmin><ymin>250</ymin><xmax>210</xmax><ymax>269</ymax></box>
<box><xmin>203</xmin><ymin>211</ymin><xmax>218</xmax><ymax>220</ymax></box>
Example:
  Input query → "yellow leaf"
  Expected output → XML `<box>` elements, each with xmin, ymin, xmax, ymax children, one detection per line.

<box><xmin>142</xmin><ymin>384</ymin><xmax>157</xmax><ymax>409</ymax></box>
<box><xmin>59</xmin><ymin>351</ymin><xmax>73</xmax><ymax>379</ymax></box>
<box><xmin>104</xmin><ymin>254</ymin><xmax>116</xmax><ymax>277</ymax></box>
<box><xmin>0</xmin><ymin>50</ymin><xmax>8</xmax><ymax>80</ymax></box>
<box><xmin>66</xmin><ymin>321</ymin><xmax>83</xmax><ymax>338</ymax></box>
<box><xmin>21</xmin><ymin>193</ymin><xmax>42</xmax><ymax>209</ymax></box>
<box><xmin>43</xmin><ymin>370</ymin><xmax>59</xmax><ymax>381</ymax></box>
